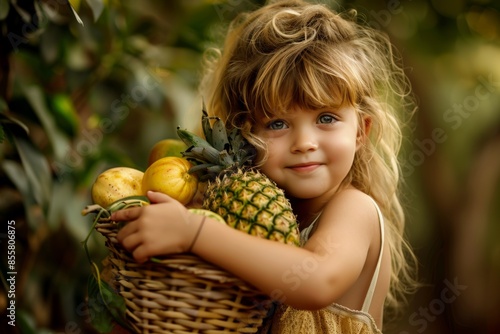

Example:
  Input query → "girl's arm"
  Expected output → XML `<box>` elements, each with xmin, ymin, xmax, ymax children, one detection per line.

<box><xmin>112</xmin><ymin>190</ymin><xmax>379</xmax><ymax>310</ymax></box>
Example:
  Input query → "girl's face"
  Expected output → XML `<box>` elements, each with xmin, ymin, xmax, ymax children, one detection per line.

<box><xmin>254</xmin><ymin>105</ymin><xmax>362</xmax><ymax>201</ymax></box>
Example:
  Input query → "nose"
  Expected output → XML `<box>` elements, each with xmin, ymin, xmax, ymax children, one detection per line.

<box><xmin>290</xmin><ymin>127</ymin><xmax>318</xmax><ymax>153</ymax></box>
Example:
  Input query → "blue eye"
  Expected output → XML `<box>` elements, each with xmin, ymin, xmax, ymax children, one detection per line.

<box><xmin>268</xmin><ymin>120</ymin><xmax>287</xmax><ymax>130</ymax></box>
<box><xmin>318</xmin><ymin>114</ymin><xmax>336</xmax><ymax>124</ymax></box>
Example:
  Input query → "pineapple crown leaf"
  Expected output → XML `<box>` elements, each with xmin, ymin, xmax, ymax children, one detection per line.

<box><xmin>211</xmin><ymin>117</ymin><xmax>230</xmax><ymax>152</ymax></box>
<box><xmin>176</xmin><ymin>105</ymin><xmax>257</xmax><ymax>180</ymax></box>
<box><xmin>201</xmin><ymin>101</ymin><xmax>213</xmax><ymax>144</ymax></box>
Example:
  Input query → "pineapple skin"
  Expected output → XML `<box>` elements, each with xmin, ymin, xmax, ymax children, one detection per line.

<box><xmin>202</xmin><ymin>169</ymin><xmax>300</xmax><ymax>247</ymax></box>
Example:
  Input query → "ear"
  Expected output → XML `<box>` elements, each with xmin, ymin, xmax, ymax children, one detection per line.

<box><xmin>356</xmin><ymin>115</ymin><xmax>372</xmax><ymax>150</ymax></box>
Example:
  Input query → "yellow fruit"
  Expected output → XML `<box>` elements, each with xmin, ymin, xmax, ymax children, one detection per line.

<box><xmin>91</xmin><ymin>167</ymin><xmax>144</xmax><ymax>208</ymax></box>
<box><xmin>142</xmin><ymin>157</ymin><xmax>198</xmax><ymax>205</ymax></box>
<box><xmin>188</xmin><ymin>208</ymin><xmax>226</xmax><ymax>224</ymax></box>
<box><xmin>147</xmin><ymin>139</ymin><xmax>187</xmax><ymax>166</ymax></box>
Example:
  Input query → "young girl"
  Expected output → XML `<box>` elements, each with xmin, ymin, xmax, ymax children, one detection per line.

<box><xmin>111</xmin><ymin>0</ymin><xmax>417</xmax><ymax>332</ymax></box>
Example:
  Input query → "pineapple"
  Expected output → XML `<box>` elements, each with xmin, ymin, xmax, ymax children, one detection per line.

<box><xmin>177</xmin><ymin>106</ymin><xmax>300</xmax><ymax>247</ymax></box>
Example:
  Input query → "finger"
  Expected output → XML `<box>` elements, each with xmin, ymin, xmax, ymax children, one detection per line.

<box><xmin>120</xmin><ymin>230</ymin><xmax>142</xmax><ymax>253</ymax></box>
<box><xmin>116</xmin><ymin>220</ymin><xmax>138</xmax><ymax>243</ymax></box>
<box><xmin>110</xmin><ymin>206</ymin><xmax>143</xmax><ymax>222</ymax></box>
<box><xmin>132</xmin><ymin>245</ymin><xmax>151</xmax><ymax>263</ymax></box>
<box><xmin>147</xmin><ymin>191</ymin><xmax>173</xmax><ymax>204</ymax></box>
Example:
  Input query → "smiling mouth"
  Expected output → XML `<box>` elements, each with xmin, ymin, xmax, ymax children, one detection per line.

<box><xmin>287</xmin><ymin>163</ymin><xmax>321</xmax><ymax>172</ymax></box>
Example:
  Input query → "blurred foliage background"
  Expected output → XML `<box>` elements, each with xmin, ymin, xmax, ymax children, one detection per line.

<box><xmin>0</xmin><ymin>0</ymin><xmax>499</xmax><ymax>333</ymax></box>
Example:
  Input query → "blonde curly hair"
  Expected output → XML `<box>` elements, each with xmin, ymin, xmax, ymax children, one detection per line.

<box><xmin>199</xmin><ymin>0</ymin><xmax>418</xmax><ymax>320</ymax></box>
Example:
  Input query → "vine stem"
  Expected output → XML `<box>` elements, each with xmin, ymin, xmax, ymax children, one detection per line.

<box><xmin>82</xmin><ymin>207</ymin><xmax>110</xmax><ymax>264</ymax></box>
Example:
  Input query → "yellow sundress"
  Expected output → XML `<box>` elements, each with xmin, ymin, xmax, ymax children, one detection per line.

<box><xmin>259</xmin><ymin>198</ymin><xmax>385</xmax><ymax>334</ymax></box>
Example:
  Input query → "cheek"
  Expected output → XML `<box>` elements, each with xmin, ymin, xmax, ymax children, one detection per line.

<box><xmin>326</xmin><ymin>137</ymin><xmax>357</xmax><ymax>163</ymax></box>
<box><xmin>259</xmin><ymin>151</ymin><xmax>279</xmax><ymax>174</ymax></box>
<box><xmin>258</xmin><ymin>146</ymin><xmax>283</xmax><ymax>182</ymax></box>
<box><xmin>255</xmin><ymin>139</ymin><xmax>276</xmax><ymax>168</ymax></box>
<box><xmin>257</xmin><ymin>136</ymin><xmax>281</xmax><ymax>158</ymax></box>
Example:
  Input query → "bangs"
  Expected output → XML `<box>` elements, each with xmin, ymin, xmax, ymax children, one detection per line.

<box><xmin>216</xmin><ymin>1</ymin><xmax>379</xmax><ymax>125</ymax></box>
<box><xmin>245</xmin><ymin>45</ymin><xmax>363</xmax><ymax>119</ymax></box>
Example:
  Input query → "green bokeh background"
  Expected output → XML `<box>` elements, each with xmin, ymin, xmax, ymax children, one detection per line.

<box><xmin>1</xmin><ymin>0</ymin><xmax>499</xmax><ymax>333</ymax></box>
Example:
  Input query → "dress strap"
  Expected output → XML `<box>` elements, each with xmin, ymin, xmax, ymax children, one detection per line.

<box><xmin>361</xmin><ymin>197</ymin><xmax>385</xmax><ymax>313</ymax></box>
<box><xmin>299</xmin><ymin>212</ymin><xmax>322</xmax><ymax>246</ymax></box>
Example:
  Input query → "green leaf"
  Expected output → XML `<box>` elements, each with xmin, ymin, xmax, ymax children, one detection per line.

<box><xmin>50</xmin><ymin>94</ymin><xmax>80</xmax><ymax>137</ymax></box>
<box><xmin>88</xmin><ymin>274</ymin><xmax>114</xmax><ymax>333</ymax></box>
<box><xmin>22</xmin><ymin>85</ymin><xmax>70</xmax><ymax>161</ymax></box>
<box><xmin>2</xmin><ymin>160</ymin><xmax>30</xmax><ymax>198</ymax></box>
<box><xmin>64</xmin><ymin>190</ymin><xmax>93</xmax><ymax>240</ymax></box>
<box><xmin>12</xmin><ymin>136</ymin><xmax>52</xmax><ymax>213</ymax></box>
<box><xmin>87</xmin><ymin>273</ymin><xmax>131</xmax><ymax>333</ymax></box>
<box><xmin>0</xmin><ymin>0</ymin><xmax>10</xmax><ymax>20</ymax></box>
<box><xmin>100</xmin><ymin>280</ymin><xmax>127</xmax><ymax>323</ymax></box>
<box><xmin>85</xmin><ymin>0</ymin><xmax>104</xmax><ymax>22</ymax></box>
<box><xmin>67</xmin><ymin>0</ymin><xmax>84</xmax><ymax>25</ymax></box>
<box><xmin>2</xmin><ymin>160</ymin><xmax>40</xmax><ymax>230</ymax></box>
<box><xmin>10</xmin><ymin>0</ymin><xmax>30</xmax><ymax>21</ymax></box>
<box><xmin>0</xmin><ymin>113</ymin><xmax>30</xmax><ymax>136</ymax></box>
<box><xmin>47</xmin><ymin>179</ymin><xmax>73</xmax><ymax>230</ymax></box>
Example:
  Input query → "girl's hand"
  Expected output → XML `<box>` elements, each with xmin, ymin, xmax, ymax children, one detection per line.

<box><xmin>111</xmin><ymin>191</ymin><xmax>200</xmax><ymax>263</ymax></box>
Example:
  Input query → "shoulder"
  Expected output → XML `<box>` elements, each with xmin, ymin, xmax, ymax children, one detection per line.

<box><xmin>314</xmin><ymin>187</ymin><xmax>380</xmax><ymax>244</ymax></box>
<box><xmin>327</xmin><ymin>187</ymin><xmax>375</xmax><ymax>206</ymax></box>
<box><xmin>324</xmin><ymin>187</ymin><xmax>378</xmax><ymax>223</ymax></box>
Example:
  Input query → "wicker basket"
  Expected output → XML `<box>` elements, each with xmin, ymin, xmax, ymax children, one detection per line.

<box><xmin>96</xmin><ymin>220</ymin><xmax>271</xmax><ymax>334</ymax></box>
